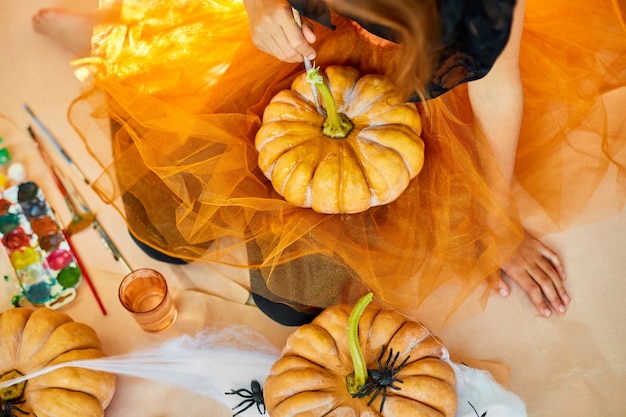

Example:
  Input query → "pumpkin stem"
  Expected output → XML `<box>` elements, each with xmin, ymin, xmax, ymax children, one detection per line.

<box><xmin>306</xmin><ymin>67</ymin><xmax>353</xmax><ymax>139</ymax></box>
<box><xmin>0</xmin><ymin>370</ymin><xmax>26</xmax><ymax>401</ymax></box>
<box><xmin>345</xmin><ymin>292</ymin><xmax>373</xmax><ymax>395</ymax></box>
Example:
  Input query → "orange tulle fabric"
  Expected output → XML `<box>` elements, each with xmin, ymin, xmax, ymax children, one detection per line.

<box><xmin>69</xmin><ymin>0</ymin><xmax>626</xmax><ymax>321</ymax></box>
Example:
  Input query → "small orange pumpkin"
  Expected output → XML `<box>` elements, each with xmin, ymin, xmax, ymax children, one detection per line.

<box><xmin>264</xmin><ymin>294</ymin><xmax>458</xmax><ymax>416</ymax></box>
<box><xmin>255</xmin><ymin>66</ymin><xmax>424</xmax><ymax>214</ymax></box>
<box><xmin>0</xmin><ymin>307</ymin><xmax>116</xmax><ymax>417</ymax></box>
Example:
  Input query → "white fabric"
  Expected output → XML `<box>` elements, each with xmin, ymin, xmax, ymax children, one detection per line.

<box><xmin>0</xmin><ymin>329</ymin><xmax>527</xmax><ymax>416</ymax></box>
<box><xmin>447</xmin><ymin>359</ymin><xmax>527</xmax><ymax>417</ymax></box>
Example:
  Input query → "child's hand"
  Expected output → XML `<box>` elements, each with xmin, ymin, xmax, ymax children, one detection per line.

<box><xmin>244</xmin><ymin>0</ymin><xmax>317</xmax><ymax>62</ymax></box>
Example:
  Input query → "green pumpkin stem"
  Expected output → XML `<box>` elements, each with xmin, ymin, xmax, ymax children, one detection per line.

<box><xmin>345</xmin><ymin>292</ymin><xmax>373</xmax><ymax>395</ymax></box>
<box><xmin>0</xmin><ymin>370</ymin><xmax>26</xmax><ymax>401</ymax></box>
<box><xmin>306</xmin><ymin>67</ymin><xmax>353</xmax><ymax>139</ymax></box>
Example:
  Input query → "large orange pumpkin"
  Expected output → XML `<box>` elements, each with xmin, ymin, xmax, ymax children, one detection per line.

<box><xmin>0</xmin><ymin>308</ymin><xmax>116</xmax><ymax>417</ymax></box>
<box><xmin>255</xmin><ymin>66</ymin><xmax>424</xmax><ymax>214</ymax></box>
<box><xmin>264</xmin><ymin>295</ymin><xmax>458</xmax><ymax>416</ymax></box>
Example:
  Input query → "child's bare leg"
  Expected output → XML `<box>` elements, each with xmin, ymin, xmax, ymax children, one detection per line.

<box><xmin>32</xmin><ymin>8</ymin><xmax>96</xmax><ymax>55</ymax></box>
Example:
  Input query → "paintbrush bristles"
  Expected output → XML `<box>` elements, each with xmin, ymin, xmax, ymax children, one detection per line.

<box><xmin>66</xmin><ymin>212</ymin><xmax>97</xmax><ymax>236</ymax></box>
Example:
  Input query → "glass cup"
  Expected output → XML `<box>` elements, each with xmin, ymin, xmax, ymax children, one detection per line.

<box><xmin>118</xmin><ymin>268</ymin><xmax>178</xmax><ymax>332</ymax></box>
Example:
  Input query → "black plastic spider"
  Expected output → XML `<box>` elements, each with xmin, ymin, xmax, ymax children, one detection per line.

<box><xmin>225</xmin><ymin>379</ymin><xmax>266</xmax><ymax>416</ymax></box>
<box><xmin>0</xmin><ymin>399</ymin><xmax>29</xmax><ymax>417</ymax></box>
<box><xmin>468</xmin><ymin>401</ymin><xmax>488</xmax><ymax>417</ymax></box>
<box><xmin>352</xmin><ymin>345</ymin><xmax>410</xmax><ymax>413</ymax></box>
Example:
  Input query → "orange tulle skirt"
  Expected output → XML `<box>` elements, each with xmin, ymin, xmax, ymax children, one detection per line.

<box><xmin>69</xmin><ymin>0</ymin><xmax>626</xmax><ymax>321</ymax></box>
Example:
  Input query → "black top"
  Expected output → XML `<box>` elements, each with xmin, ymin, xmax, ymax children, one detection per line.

<box><xmin>288</xmin><ymin>0</ymin><xmax>516</xmax><ymax>101</ymax></box>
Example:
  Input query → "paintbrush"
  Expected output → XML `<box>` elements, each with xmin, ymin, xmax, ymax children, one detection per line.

<box><xmin>28</xmin><ymin>126</ymin><xmax>96</xmax><ymax>235</ymax></box>
<box><xmin>27</xmin><ymin>127</ymin><xmax>107</xmax><ymax>315</ymax></box>
<box><xmin>62</xmin><ymin>175</ymin><xmax>133</xmax><ymax>273</ymax></box>
<box><xmin>27</xmin><ymin>126</ymin><xmax>132</xmax><ymax>272</ymax></box>
<box><xmin>23</xmin><ymin>104</ymin><xmax>90</xmax><ymax>185</ymax></box>
<box><xmin>62</xmin><ymin>228</ymin><xmax>108</xmax><ymax>315</ymax></box>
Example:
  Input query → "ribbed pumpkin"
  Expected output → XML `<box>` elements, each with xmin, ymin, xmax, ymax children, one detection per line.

<box><xmin>255</xmin><ymin>66</ymin><xmax>424</xmax><ymax>214</ymax></box>
<box><xmin>264</xmin><ymin>295</ymin><xmax>458</xmax><ymax>416</ymax></box>
<box><xmin>0</xmin><ymin>308</ymin><xmax>116</xmax><ymax>417</ymax></box>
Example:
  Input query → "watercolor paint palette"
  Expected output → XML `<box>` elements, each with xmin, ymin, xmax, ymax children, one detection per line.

<box><xmin>0</xmin><ymin>181</ymin><xmax>81</xmax><ymax>309</ymax></box>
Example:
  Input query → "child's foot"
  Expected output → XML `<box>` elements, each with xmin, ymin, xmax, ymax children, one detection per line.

<box><xmin>32</xmin><ymin>8</ymin><xmax>95</xmax><ymax>54</ymax></box>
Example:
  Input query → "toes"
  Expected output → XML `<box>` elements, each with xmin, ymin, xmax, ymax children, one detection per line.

<box><xmin>32</xmin><ymin>9</ymin><xmax>57</xmax><ymax>33</ymax></box>
<box><xmin>497</xmin><ymin>275</ymin><xmax>510</xmax><ymax>297</ymax></box>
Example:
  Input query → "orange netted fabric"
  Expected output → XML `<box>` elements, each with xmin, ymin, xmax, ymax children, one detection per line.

<box><xmin>68</xmin><ymin>0</ymin><xmax>625</xmax><ymax>320</ymax></box>
<box><xmin>513</xmin><ymin>1</ymin><xmax>626</xmax><ymax>232</ymax></box>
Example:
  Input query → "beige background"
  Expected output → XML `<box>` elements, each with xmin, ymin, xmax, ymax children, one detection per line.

<box><xmin>1</xmin><ymin>1</ymin><xmax>625</xmax><ymax>416</ymax></box>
